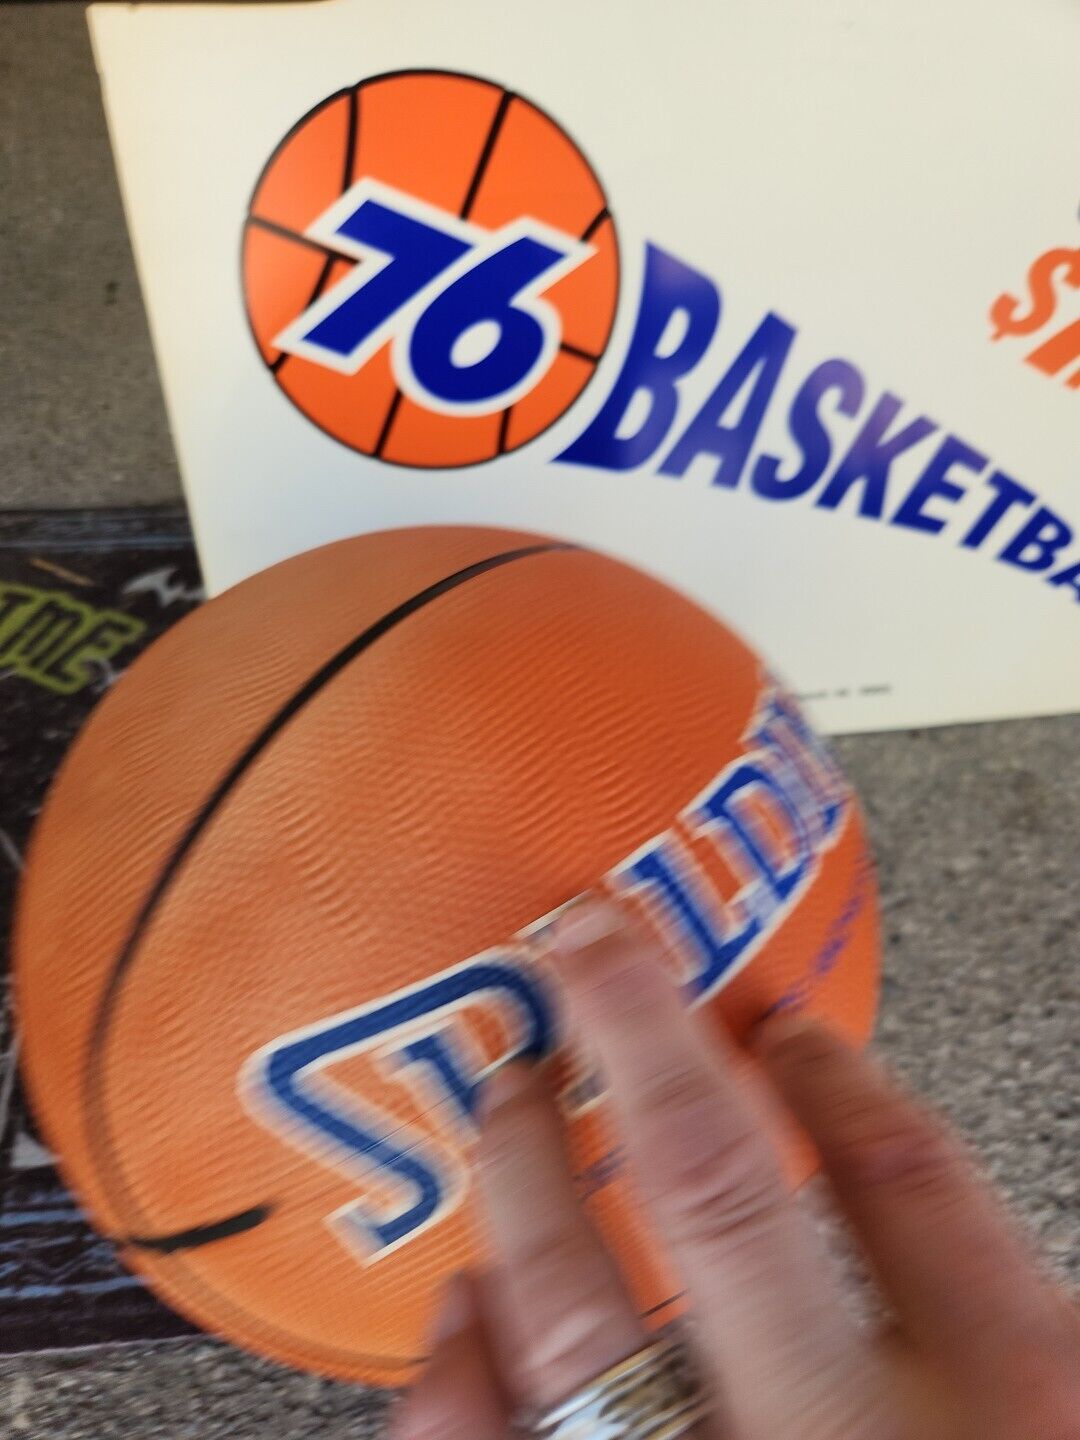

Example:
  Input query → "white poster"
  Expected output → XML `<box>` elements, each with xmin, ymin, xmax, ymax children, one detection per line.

<box><xmin>90</xmin><ymin>0</ymin><xmax>1080</xmax><ymax>732</ymax></box>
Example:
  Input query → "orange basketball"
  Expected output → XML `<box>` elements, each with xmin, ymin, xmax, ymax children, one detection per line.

<box><xmin>15</xmin><ymin>527</ymin><xmax>878</xmax><ymax>1386</ymax></box>
<box><xmin>243</xmin><ymin>72</ymin><xmax>620</xmax><ymax>467</ymax></box>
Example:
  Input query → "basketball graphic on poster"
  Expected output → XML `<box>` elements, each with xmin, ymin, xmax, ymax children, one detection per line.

<box><xmin>242</xmin><ymin>72</ymin><xmax>620</xmax><ymax>468</ymax></box>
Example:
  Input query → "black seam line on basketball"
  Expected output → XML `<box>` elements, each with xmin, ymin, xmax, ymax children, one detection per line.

<box><xmin>267</xmin><ymin>87</ymin><xmax>361</xmax><ymax>382</ymax></box>
<box><xmin>121</xmin><ymin>1205</ymin><xmax>274</xmax><ymax>1255</ymax></box>
<box><xmin>642</xmin><ymin>1291</ymin><xmax>686</xmax><ymax>1319</ymax></box>
<box><xmin>113</xmin><ymin>1080</ymin><xmax>642</xmax><ymax>1263</ymax></box>
<box><xmin>460</xmin><ymin>89</ymin><xmax>514</xmax><ymax>220</ymax></box>
<box><xmin>560</xmin><ymin>340</ymin><xmax>601</xmax><ymax>365</ymax></box>
<box><xmin>82</xmin><ymin>542</ymin><xmax>579</xmax><ymax>1253</ymax></box>
<box><xmin>497</xmin><ymin>405</ymin><xmax>512</xmax><ymax>456</ymax></box>
<box><xmin>342</xmin><ymin>83</ymin><xmax>360</xmax><ymax>196</ymax></box>
<box><xmin>580</xmin><ymin>205</ymin><xmax>610</xmax><ymax>243</ymax></box>
<box><xmin>271</xmin><ymin>240</ymin><xmax>338</xmax><ymax>381</ymax></box>
<box><xmin>374</xmin><ymin>387</ymin><xmax>404</xmax><ymax>458</ymax></box>
<box><xmin>249</xmin><ymin>216</ymin><xmax>343</xmax><ymax>377</ymax></box>
<box><xmin>247</xmin><ymin>214</ymin><xmax>341</xmax><ymax>260</ymax></box>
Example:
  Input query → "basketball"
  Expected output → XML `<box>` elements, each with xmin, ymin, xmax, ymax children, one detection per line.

<box><xmin>243</xmin><ymin>72</ymin><xmax>620</xmax><ymax>467</ymax></box>
<box><xmin>15</xmin><ymin>526</ymin><xmax>879</xmax><ymax>1386</ymax></box>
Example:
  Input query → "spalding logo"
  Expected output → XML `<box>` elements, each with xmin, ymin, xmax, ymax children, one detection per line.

<box><xmin>239</xmin><ymin>686</ymin><xmax>851</xmax><ymax>1264</ymax></box>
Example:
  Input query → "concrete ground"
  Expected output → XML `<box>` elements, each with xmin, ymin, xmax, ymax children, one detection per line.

<box><xmin>0</xmin><ymin>5</ymin><xmax>1076</xmax><ymax>1437</ymax></box>
<box><xmin>0</xmin><ymin>3</ymin><xmax>181</xmax><ymax>510</ymax></box>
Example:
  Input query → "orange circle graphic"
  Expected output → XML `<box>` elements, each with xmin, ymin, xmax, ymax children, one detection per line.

<box><xmin>243</xmin><ymin>72</ymin><xmax>620</xmax><ymax>468</ymax></box>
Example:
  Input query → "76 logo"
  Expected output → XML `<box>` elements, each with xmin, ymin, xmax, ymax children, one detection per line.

<box><xmin>274</xmin><ymin>179</ymin><xmax>594</xmax><ymax>416</ymax></box>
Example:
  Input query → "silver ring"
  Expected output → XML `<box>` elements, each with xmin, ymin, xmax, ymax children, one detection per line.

<box><xmin>525</xmin><ymin>1337</ymin><xmax>706</xmax><ymax>1440</ymax></box>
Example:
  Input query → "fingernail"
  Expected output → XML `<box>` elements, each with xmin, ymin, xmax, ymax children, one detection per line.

<box><xmin>428</xmin><ymin>1272</ymin><xmax>473</xmax><ymax>1345</ymax></box>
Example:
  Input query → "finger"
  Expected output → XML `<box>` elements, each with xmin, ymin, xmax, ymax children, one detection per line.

<box><xmin>547</xmin><ymin>898</ymin><xmax>888</xmax><ymax>1438</ymax></box>
<box><xmin>755</xmin><ymin>1014</ymin><xmax>1078</xmax><ymax>1390</ymax></box>
<box><xmin>390</xmin><ymin>1273</ymin><xmax>509</xmax><ymax>1440</ymax></box>
<box><xmin>477</xmin><ymin>1060</ymin><xmax>651</xmax><ymax>1413</ymax></box>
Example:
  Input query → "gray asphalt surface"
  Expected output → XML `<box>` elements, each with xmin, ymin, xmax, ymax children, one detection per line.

<box><xmin>0</xmin><ymin>6</ymin><xmax>1076</xmax><ymax>1438</ymax></box>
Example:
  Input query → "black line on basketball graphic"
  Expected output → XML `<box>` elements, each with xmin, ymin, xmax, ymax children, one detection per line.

<box><xmin>241</xmin><ymin>69</ymin><xmax>620</xmax><ymax>469</ymax></box>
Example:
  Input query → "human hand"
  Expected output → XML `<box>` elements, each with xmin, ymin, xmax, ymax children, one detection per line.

<box><xmin>392</xmin><ymin>897</ymin><xmax>1080</xmax><ymax>1440</ymax></box>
